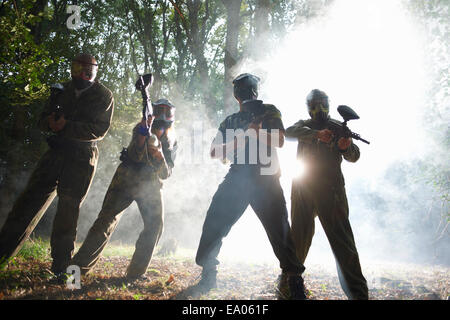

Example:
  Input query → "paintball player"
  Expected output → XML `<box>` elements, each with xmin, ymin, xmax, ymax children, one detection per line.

<box><xmin>0</xmin><ymin>54</ymin><xmax>114</xmax><ymax>278</ymax></box>
<box><xmin>194</xmin><ymin>73</ymin><xmax>307</xmax><ymax>299</ymax></box>
<box><xmin>71</xmin><ymin>96</ymin><xmax>177</xmax><ymax>279</ymax></box>
<box><xmin>285</xmin><ymin>89</ymin><xmax>368</xmax><ymax>300</ymax></box>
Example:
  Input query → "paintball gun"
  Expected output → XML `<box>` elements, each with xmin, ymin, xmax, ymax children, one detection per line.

<box><xmin>49</xmin><ymin>83</ymin><xmax>65</xmax><ymax>120</ymax></box>
<box><xmin>120</xmin><ymin>73</ymin><xmax>156</xmax><ymax>164</ymax></box>
<box><xmin>241</xmin><ymin>99</ymin><xmax>270</xmax><ymax>129</ymax></box>
<box><xmin>327</xmin><ymin>105</ymin><xmax>370</xmax><ymax>144</ymax></box>
<box><xmin>135</xmin><ymin>73</ymin><xmax>158</xmax><ymax>147</ymax></box>
<box><xmin>135</xmin><ymin>73</ymin><xmax>153</xmax><ymax>130</ymax></box>
<box><xmin>45</xmin><ymin>83</ymin><xmax>65</xmax><ymax>149</ymax></box>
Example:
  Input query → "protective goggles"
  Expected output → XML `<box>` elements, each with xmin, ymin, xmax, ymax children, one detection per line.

<box><xmin>71</xmin><ymin>60</ymin><xmax>98</xmax><ymax>81</ymax></box>
<box><xmin>152</xmin><ymin>119</ymin><xmax>172</xmax><ymax>130</ymax></box>
<box><xmin>153</xmin><ymin>104</ymin><xmax>175</xmax><ymax>122</ymax></box>
<box><xmin>308</xmin><ymin>98</ymin><xmax>329</xmax><ymax>113</ymax></box>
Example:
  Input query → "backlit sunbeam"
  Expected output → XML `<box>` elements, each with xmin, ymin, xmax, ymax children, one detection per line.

<box><xmin>220</xmin><ymin>0</ymin><xmax>439</xmax><ymax>266</ymax></box>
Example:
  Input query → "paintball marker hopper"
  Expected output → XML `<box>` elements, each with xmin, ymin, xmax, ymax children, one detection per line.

<box><xmin>337</xmin><ymin>105</ymin><xmax>360</xmax><ymax>122</ymax></box>
<box><xmin>329</xmin><ymin>105</ymin><xmax>370</xmax><ymax>144</ymax></box>
<box><xmin>135</xmin><ymin>74</ymin><xmax>153</xmax><ymax>92</ymax></box>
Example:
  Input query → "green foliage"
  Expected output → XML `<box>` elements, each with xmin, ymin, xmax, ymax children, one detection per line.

<box><xmin>0</xmin><ymin>1</ymin><xmax>55</xmax><ymax>177</ymax></box>
<box><xmin>102</xmin><ymin>243</ymin><xmax>135</xmax><ymax>258</ymax></box>
<box><xmin>405</xmin><ymin>0</ymin><xmax>450</xmax><ymax>211</ymax></box>
<box><xmin>0</xmin><ymin>1</ymin><xmax>53</xmax><ymax>105</ymax></box>
<box><xmin>0</xmin><ymin>0</ymin><xmax>310</xmax><ymax>184</ymax></box>
<box><xmin>16</xmin><ymin>237</ymin><xmax>50</xmax><ymax>261</ymax></box>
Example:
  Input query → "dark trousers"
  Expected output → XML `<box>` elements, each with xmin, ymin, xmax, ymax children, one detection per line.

<box><xmin>291</xmin><ymin>179</ymin><xmax>368</xmax><ymax>299</ymax></box>
<box><xmin>196</xmin><ymin>166</ymin><xmax>304</xmax><ymax>274</ymax></box>
<box><xmin>0</xmin><ymin>148</ymin><xmax>97</xmax><ymax>273</ymax></box>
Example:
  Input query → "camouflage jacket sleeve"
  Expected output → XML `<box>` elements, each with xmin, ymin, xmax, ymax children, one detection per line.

<box><xmin>285</xmin><ymin>120</ymin><xmax>318</xmax><ymax>143</ymax></box>
<box><xmin>127</xmin><ymin>124</ymin><xmax>147</xmax><ymax>163</ymax></box>
<box><xmin>340</xmin><ymin>141</ymin><xmax>360</xmax><ymax>162</ymax></box>
<box><xmin>152</xmin><ymin>151</ymin><xmax>170</xmax><ymax>180</ymax></box>
<box><xmin>160</xmin><ymin>132</ymin><xmax>177</xmax><ymax>179</ymax></box>
<box><xmin>61</xmin><ymin>87</ymin><xmax>114</xmax><ymax>142</ymax></box>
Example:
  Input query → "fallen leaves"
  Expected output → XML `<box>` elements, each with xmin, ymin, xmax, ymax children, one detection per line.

<box><xmin>166</xmin><ymin>274</ymin><xmax>175</xmax><ymax>285</ymax></box>
<box><xmin>0</xmin><ymin>254</ymin><xmax>448</xmax><ymax>300</ymax></box>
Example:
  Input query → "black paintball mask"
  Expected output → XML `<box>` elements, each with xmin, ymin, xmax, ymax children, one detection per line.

<box><xmin>152</xmin><ymin>99</ymin><xmax>176</xmax><ymax>130</ymax></box>
<box><xmin>232</xmin><ymin>73</ymin><xmax>260</xmax><ymax>102</ymax></box>
<box><xmin>306</xmin><ymin>89</ymin><xmax>330</xmax><ymax>123</ymax></box>
<box><xmin>71</xmin><ymin>54</ymin><xmax>98</xmax><ymax>90</ymax></box>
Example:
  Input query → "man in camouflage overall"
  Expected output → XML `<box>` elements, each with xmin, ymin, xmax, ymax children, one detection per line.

<box><xmin>0</xmin><ymin>54</ymin><xmax>114</xmax><ymax>276</ymax></box>
<box><xmin>71</xmin><ymin>99</ymin><xmax>177</xmax><ymax>279</ymax></box>
<box><xmin>194</xmin><ymin>73</ymin><xmax>306</xmax><ymax>299</ymax></box>
<box><xmin>285</xmin><ymin>89</ymin><xmax>368</xmax><ymax>300</ymax></box>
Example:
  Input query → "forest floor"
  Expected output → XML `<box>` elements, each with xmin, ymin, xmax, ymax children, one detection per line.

<box><xmin>0</xmin><ymin>239</ymin><xmax>448</xmax><ymax>300</ymax></box>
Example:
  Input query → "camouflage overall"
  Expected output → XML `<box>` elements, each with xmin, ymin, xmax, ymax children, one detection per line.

<box><xmin>0</xmin><ymin>81</ymin><xmax>114</xmax><ymax>273</ymax></box>
<box><xmin>286</xmin><ymin>118</ymin><xmax>368</xmax><ymax>300</ymax></box>
<box><xmin>71</xmin><ymin>124</ymin><xmax>176</xmax><ymax>278</ymax></box>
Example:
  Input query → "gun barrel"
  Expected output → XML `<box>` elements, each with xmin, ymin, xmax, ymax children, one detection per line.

<box><xmin>351</xmin><ymin>133</ymin><xmax>370</xmax><ymax>144</ymax></box>
<box><xmin>328</xmin><ymin>119</ymin><xmax>370</xmax><ymax>145</ymax></box>
<box><xmin>358</xmin><ymin>137</ymin><xmax>370</xmax><ymax>144</ymax></box>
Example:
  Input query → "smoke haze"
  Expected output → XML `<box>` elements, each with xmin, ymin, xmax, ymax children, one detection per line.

<box><xmin>2</xmin><ymin>0</ymin><xmax>448</xmax><ymax>270</ymax></box>
<box><xmin>238</xmin><ymin>0</ymin><xmax>449</xmax><ymax>266</ymax></box>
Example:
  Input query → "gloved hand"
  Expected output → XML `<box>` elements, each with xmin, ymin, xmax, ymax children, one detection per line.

<box><xmin>137</xmin><ymin>116</ymin><xmax>154</xmax><ymax>136</ymax></box>
<box><xmin>147</xmin><ymin>133</ymin><xmax>159</xmax><ymax>148</ymax></box>
<box><xmin>317</xmin><ymin>129</ymin><xmax>333</xmax><ymax>144</ymax></box>
<box><xmin>137</xmin><ymin>124</ymin><xmax>150</xmax><ymax>136</ymax></box>
<box><xmin>48</xmin><ymin>113</ymin><xmax>66</xmax><ymax>132</ymax></box>
<box><xmin>148</xmin><ymin>146</ymin><xmax>164</xmax><ymax>161</ymax></box>
<box><xmin>247</xmin><ymin>119</ymin><xmax>262</xmax><ymax>132</ymax></box>
<box><xmin>338</xmin><ymin>137</ymin><xmax>352</xmax><ymax>151</ymax></box>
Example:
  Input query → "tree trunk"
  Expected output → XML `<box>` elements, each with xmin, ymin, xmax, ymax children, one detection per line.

<box><xmin>186</xmin><ymin>0</ymin><xmax>217</xmax><ymax>111</ymax></box>
<box><xmin>173</xmin><ymin>4</ymin><xmax>188</xmax><ymax>88</ymax></box>
<box><xmin>222</xmin><ymin>0</ymin><xmax>242</xmax><ymax>115</ymax></box>
<box><xmin>253</xmin><ymin>0</ymin><xmax>271</xmax><ymax>60</ymax></box>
